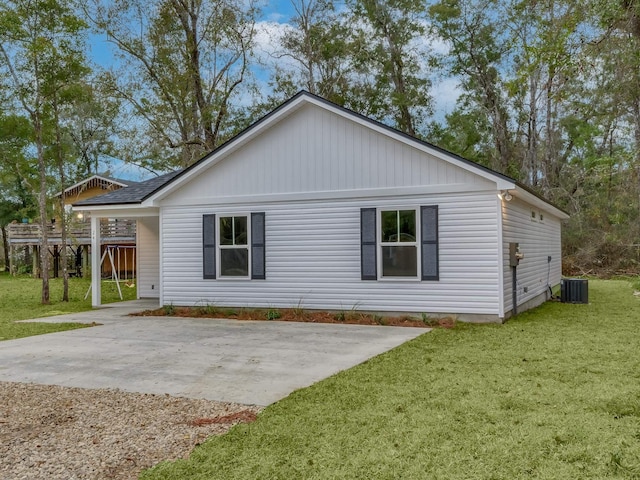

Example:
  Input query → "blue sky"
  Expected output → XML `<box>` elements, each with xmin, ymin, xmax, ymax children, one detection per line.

<box><xmin>88</xmin><ymin>0</ymin><xmax>297</xmax><ymax>68</ymax></box>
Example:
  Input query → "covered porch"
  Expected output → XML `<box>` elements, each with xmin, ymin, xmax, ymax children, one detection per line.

<box><xmin>82</xmin><ymin>208</ymin><xmax>160</xmax><ymax>307</ymax></box>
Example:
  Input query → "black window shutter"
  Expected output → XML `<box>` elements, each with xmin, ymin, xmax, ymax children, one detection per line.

<box><xmin>361</xmin><ymin>208</ymin><xmax>377</xmax><ymax>280</ymax></box>
<box><xmin>203</xmin><ymin>214</ymin><xmax>216</xmax><ymax>279</ymax></box>
<box><xmin>251</xmin><ymin>212</ymin><xmax>266</xmax><ymax>279</ymax></box>
<box><xmin>421</xmin><ymin>206</ymin><xmax>439</xmax><ymax>281</ymax></box>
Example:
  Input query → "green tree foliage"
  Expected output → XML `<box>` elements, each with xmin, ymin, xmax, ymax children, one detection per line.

<box><xmin>348</xmin><ymin>0</ymin><xmax>432</xmax><ymax>136</ymax></box>
<box><xmin>0</xmin><ymin>0</ymin><xmax>89</xmax><ymax>302</ymax></box>
<box><xmin>87</xmin><ymin>0</ymin><xmax>259</xmax><ymax>169</ymax></box>
<box><xmin>0</xmin><ymin>113</ymin><xmax>36</xmax><ymax>272</ymax></box>
<box><xmin>269</xmin><ymin>0</ymin><xmax>352</xmax><ymax>105</ymax></box>
<box><xmin>429</xmin><ymin>0</ymin><xmax>640</xmax><ymax>274</ymax></box>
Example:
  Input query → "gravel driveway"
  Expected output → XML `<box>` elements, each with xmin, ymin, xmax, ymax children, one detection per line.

<box><xmin>0</xmin><ymin>382</ymin><xmax>261</xmax><ymax>480</ymax></box>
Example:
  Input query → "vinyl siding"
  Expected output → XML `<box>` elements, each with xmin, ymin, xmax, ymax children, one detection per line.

<box><xmin>502</xmin><ymin>198</ymin><xmax>562</xmax><ymax>313</ymax></box>
<box><xmin>137</xmin><ymin>217</ymin><xmax>159</xmax><ymax>298</ymax></box>
<box><xmin>161</xmin><ymin>191</ymin><xmax>502</xmax><ymax>315</ymax></box>
<box><xmin>162</xmin><ymin>104</ymin><xmax>494</xmax><ymax>205</ymax></box>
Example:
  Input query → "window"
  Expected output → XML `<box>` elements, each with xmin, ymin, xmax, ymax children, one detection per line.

<box><xmin>203</xmin><ymin>213</ymin><xmax>265</xmax><ymax>280</ymax></box>
<box><xmin>380</xmin><ymin>209</ymin><xmax>418</xmax><ymax>278</ymax></box>
<box><xmin>361</xmin><ymin>206</ymin><xmax>438</xmax><ymax>281</ymax></box>
<box><xmin>219</xmin><ymin>215</ymin><xmax>249</xmax><ymax>277</ymax></box>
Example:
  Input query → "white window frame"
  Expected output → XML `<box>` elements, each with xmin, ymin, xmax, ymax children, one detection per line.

<box><xmin>377</xmin><ymin>207</ymin><xmax>420</xmax><ymax>281</ymax></box>
<box><xmin>217</xmin><ymin>213</ymin><xmax>251</xmax><ymax>280</ymax></box>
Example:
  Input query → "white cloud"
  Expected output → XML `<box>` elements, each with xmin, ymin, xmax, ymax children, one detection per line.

<box><xmin>431</xmin><ymin>76</ymin><xmax>462</xmax><ymax>119</ymax></box>
<box><xmin>252</xmin><ymin>20</ymin><xmax>295</xmax><ymax>69</ymax></box>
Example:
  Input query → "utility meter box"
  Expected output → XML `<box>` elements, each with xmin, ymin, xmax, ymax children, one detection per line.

<box><xmin>509</xmin><ymin>243</ymin><xmax>524</xmax><ymax>267</ymax></box>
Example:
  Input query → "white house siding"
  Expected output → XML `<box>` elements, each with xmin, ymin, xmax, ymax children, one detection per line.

<box><xmin>137</xmin><ymin>216</ymin><xmax>159</xmax><ymax>298</ymax></box>
<box><xmin>160</xmin><ymin>191</ymin><xmax>502</xmax><ymax>315</ymax></box>
<box><xmin>502</xmin><ymin>197</ymin><xmax>562</xmax><ymax>314</ymax></box>
<box><xmin>164</xmin><ymin>104</ymin><xmax>491</xmax><ymax>204</ymax></box>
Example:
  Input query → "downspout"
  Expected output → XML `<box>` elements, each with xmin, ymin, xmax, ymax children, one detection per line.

<box><xmin>512</xmin><ymin>265</ymin><xmax>518</xmax><ymax>316</ymax></box>
<box><xmin>496</xmin><ymin>194</ymin><xmax>505</xmax><ymax>320</ymax></box>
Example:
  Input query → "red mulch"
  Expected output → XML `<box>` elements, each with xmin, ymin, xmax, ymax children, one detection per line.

<box><xmin>132</xmin><ymin>306</ymin><xmax>455</xmax><ymax>329</ymax></box>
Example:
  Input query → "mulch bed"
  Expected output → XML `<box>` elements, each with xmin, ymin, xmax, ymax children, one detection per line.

<box><xmin>132</xmin><ymin>306</ymin><xmax>455</xmax><ymax>329</ymax></box>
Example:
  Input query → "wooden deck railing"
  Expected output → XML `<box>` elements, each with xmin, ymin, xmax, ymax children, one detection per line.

<box><xmin>7</xmin><ymin>219</ymin><xmax>136</xmax><ymax>245</ymax></box>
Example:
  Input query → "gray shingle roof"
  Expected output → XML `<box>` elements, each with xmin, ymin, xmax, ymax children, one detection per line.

<box><xmin>73</xmin><ymin>170</ymin><xmax>183</xmax><ymax>206</ymax></box>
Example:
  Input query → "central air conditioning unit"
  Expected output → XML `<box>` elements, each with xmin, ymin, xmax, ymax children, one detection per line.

<box><xmin>560</xmin><ymin>278</ymin><xmax>588</xmax><ymax>304</ymax></box>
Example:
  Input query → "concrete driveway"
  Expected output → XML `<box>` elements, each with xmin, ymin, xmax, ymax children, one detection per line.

<box><xmin>0</xmin><ymin>301</ymin><xmax>427</xmax><ymax>405</ymax></box>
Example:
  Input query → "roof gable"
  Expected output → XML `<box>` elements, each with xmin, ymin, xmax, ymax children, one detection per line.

<box><xmin>161</xmin><ymin>102</ymin><xmax>497</xmax><ymax>204</ymax></box>
<box><xmin>148</xmin><ymin>91</ymin><xmax>515</xmax><ymax>204</ymax></box>
<box><xmin>72</xmin><ymin>91</ymin><xmax>566</xmax><ymax>219</ymax></box>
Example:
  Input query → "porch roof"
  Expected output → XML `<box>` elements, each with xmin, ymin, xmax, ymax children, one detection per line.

<box><xmin>73</xmin><ymin>171</ymin><xmax>182</xmax><ymax>207</ymax></box>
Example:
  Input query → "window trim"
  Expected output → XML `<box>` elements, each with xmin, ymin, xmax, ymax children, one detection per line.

<box><xmin>217</xmin><ymin>213</ymin><xmax>251</xmax><ymax>280</ymax></box>
<box><xmin>377</xmin><ymin>207</ymin><xmax>420</xmax><ymax>281</ymax></box>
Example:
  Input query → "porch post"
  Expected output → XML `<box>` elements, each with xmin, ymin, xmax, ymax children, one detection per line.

<box><xmin>91</xmin><ymin>215</ymin><xmax>101</xmax><ymax>307</ymax></box>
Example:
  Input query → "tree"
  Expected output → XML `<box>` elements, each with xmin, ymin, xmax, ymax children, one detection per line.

<box><xmin>87</xmin><ymin>0</ymin><xmax>259</xmax><ymax>169</ymax></box>
<box><xmin>268</xmin><ymin>0</ymin><xmax>352</xmax><ymax>106</ymax></box>
<box><xmin>0</xmin><ymin>113</ymin><xmax>36</xmax><ymax>273</ymax></box>
<box><xmin>0</xmin><ymin>0</ymin><xmax>89</xmax><ymax>303</ymax></box>
<box><xmin>63</xmin><ymin>81</ymin><xmax>121</xmax><ymax>178</ymax></box>
<box><xmin>349</xmin><ymin>0</ymin><xmax>432</xmax><ymax>136</ymax></box>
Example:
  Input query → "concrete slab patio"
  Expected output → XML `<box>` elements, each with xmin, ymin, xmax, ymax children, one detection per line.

<box><xmin>0</xmin><ymin>301</ymin><xmax>427</xmax><ymax>405</ymax></box>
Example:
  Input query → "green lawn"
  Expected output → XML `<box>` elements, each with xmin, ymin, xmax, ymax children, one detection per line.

<box><xmin>142</xmin><ymin>279</ymin><xmax>640</xmax><ymax>479</ymax></box>
<box><xmin>0</xmin><ymin>272</ymin><xmax>136</xmax><ymax>340</ymax></box>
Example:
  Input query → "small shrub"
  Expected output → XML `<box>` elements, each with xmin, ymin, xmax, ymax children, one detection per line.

<box><xmin>266</xmin><ymin>308</ymin><xmax>281</xmax><ymax>320</ymax></box>
<box><xmin>293</xmin><ymin>298</ymin><xmax>305</xmax><ymax>317</ymax></box>
<box><xmin>223</xmin><ymin>308</ymin><xmax>238</xmax><ymax>317</ymax></box>
<box><xmin>163</xmin><ymin>303</ymin><xmax>175</xmax><ymax>315</ymax></box>
<box><xmin>334</xmin><ymin>311</ymin><xmax>346</xmax><ymax>322</ymax></box>
<box><xmin>195</xmin><ymin>303</ymin><xmax>218</xmax><ymax>316</ymax></box>
<box><xmin>347</xmin><ymin>302</ymin><xmax>362</xmax><ymax>321</ymax></box>
<box><xmin>373</xmin><ymin>314</ymin><xmax>385</xmax><ymax>325</ymax></box>
<box><xmin>204</xmin><ymin>304</ymin><xmax>219</xmax><ymax>315</ymax></box>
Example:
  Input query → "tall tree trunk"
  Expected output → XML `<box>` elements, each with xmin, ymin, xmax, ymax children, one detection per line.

<box><xmin>54</xmin><ymin>98</ymin><xmax>69</xmax><ymax>301</ymax></box>
<box><xmin>1</xmin><ymin>224</ymin><xmax>9</xmax><ymax>272</ymax></box>
<box><xmin>34</xmin><ymin>109</ymin><xmax>50</xmax><ymax>304</ymax></box>
<box><xmin>527</xmin><ymin>71</ymin><xmax>539</xmax><ymax>186</ymax></box>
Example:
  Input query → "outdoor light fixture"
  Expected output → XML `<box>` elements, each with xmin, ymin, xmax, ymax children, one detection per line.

<box><xmin>501</xmin><ymin>191</ymin><xmax>513</xmax><ymax>201</ymax></box>
<box><xmin>77</xmin><ymin>213</ymin><xmax>84</xmax><ymax>220</ymax></box>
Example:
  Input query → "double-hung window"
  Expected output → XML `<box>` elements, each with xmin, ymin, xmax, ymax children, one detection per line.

<box><xmin>203</xmin><ymin>212</ymin><xmax>265</xmax><ymax>280</ymax></box>
<box><xmin>380</xmin><ymin>209</ymin><xmax>419</xmax><ymax>278</ymax></box>
<box><xmin>360</xmin><ymin>205</ymin><xmax>438</xmax><ymax>281</ymax></box>
<box><xmin>219</xmin><ymin>215</ymin><xmax>250</xmax><ymax>277</ymax></box>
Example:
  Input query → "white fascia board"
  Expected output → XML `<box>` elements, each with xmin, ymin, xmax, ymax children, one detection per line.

<box><xmin>513</xmin><ymin>187</ymin><xmax>569</xmax><ymax>219</ymax></box>
<box><xmin>72</xmin><ymin>205</ymin><xmax>159</xmax><ymax>218</ymax></box>
<box><xmin>145</xmin><ymin>96</ymin><xmax>311</xmax><ymax>205</ymax></box>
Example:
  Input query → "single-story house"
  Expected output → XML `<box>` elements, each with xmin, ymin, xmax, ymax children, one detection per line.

<box><xmin>74</xmin><ymin>91</ymin><xmax>568</xmax><ymax>322</ymax></box>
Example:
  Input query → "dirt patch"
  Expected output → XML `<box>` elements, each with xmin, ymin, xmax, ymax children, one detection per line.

<box><xmin>132</xmin><ymin>306</ymin><xmax>455</xmax><ymax>329</ymax></box>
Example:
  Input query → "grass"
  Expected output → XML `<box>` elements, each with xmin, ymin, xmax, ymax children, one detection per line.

<box><xmin>0</xmin><ymin>272</ymin><xmax>137</xmax><ymax>341</ymax></box>
<box><xmin>141</xmin><ymin>279</ymin><xmax>640</xmax><ymax>479</ymax></box>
